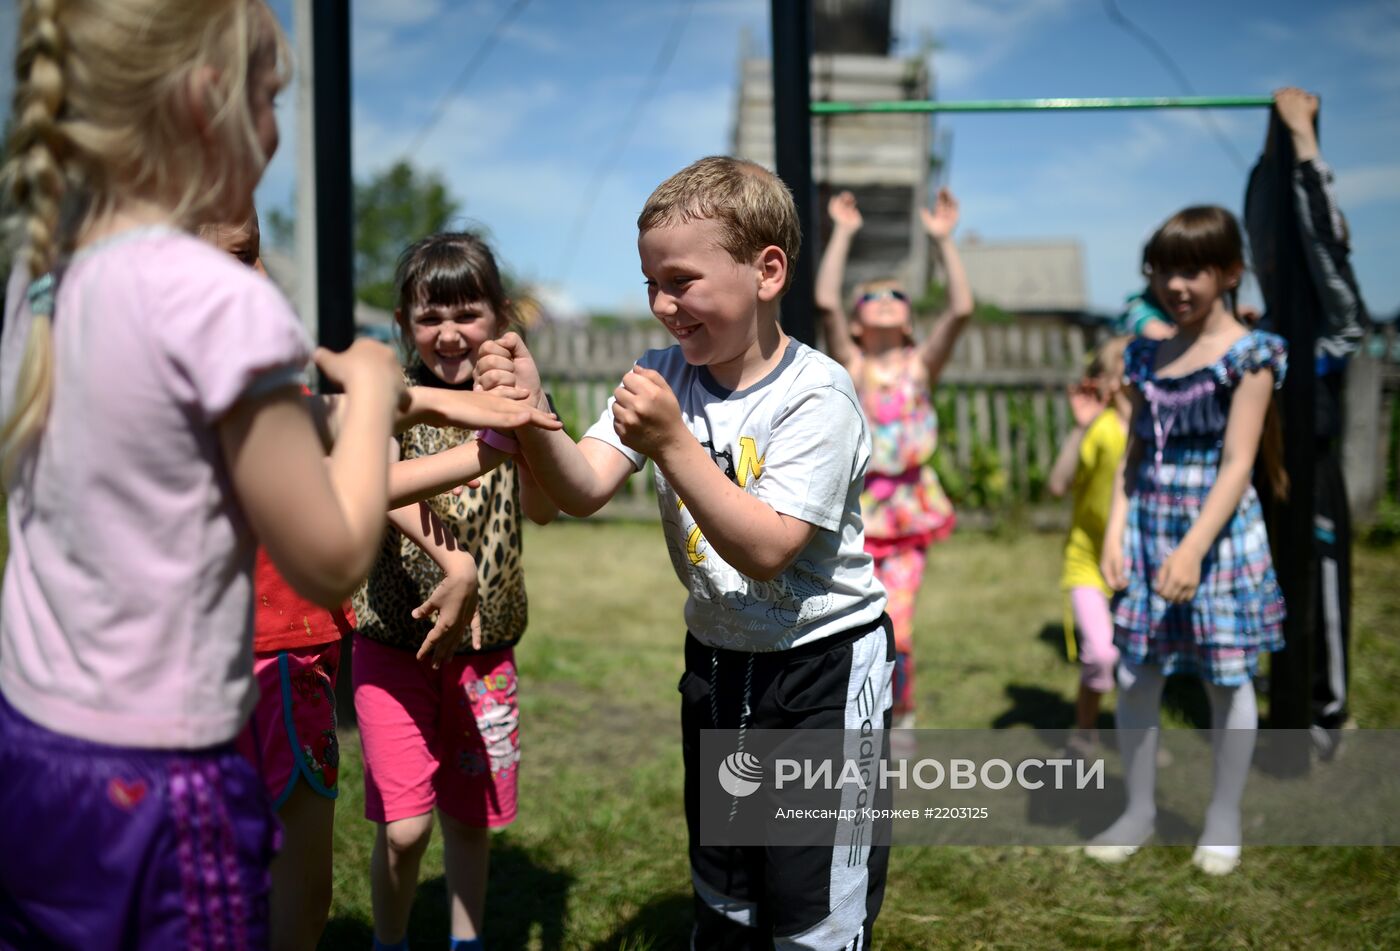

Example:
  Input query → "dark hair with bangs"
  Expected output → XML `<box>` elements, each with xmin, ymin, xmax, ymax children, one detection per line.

<box><xmin>1140</xmin><ymin>205</ymin><xmax>1289</xmax><ymax>501</ymax></box>
<box><xmin>393</xmin><ymin>231</ymin><xmax>520</xmax><ymax>353</ymax></box>
<box><xmin>1141</xmin><ymin>205</ymin><xmax>1245</xmax><ymax>316</ymax></box>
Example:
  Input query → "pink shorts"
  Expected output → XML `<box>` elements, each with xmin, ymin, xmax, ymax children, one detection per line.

<box><xmin>352</xmin><ymin>635</ymin><xmax>519</xmax><ymax>828</ymax></box>
<box><xmin>235</xmin><ymin>641</ymin><xmax>342</xmax><ymax>809</ymax></box>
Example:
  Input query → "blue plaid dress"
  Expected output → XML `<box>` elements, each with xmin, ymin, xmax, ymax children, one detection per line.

<box><xmin>1113</xmin><ymin>331</ymin><xmax>1288</xmax><ymax>685</ymax></box>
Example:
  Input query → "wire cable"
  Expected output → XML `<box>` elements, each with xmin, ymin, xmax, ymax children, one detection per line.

<box><xmin>403</xmin><ymin>0</ymin><xmax>534</xmax><ymax>158</ymax></box>
<box><xmin>555</xmin><ymin>0</ymin><xmax>696</xmax><ymax>284</ymax></box>
<box><xmin>1102</xmin><ymin>0</ymin><xmax>1250</xmax><ymax>172</ymax></box>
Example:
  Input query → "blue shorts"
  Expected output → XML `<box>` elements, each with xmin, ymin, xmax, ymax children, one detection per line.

<box><xmin>0</xmin><ymin>692</ymin><xmax>279</xmax><ymax>950</ymax></box>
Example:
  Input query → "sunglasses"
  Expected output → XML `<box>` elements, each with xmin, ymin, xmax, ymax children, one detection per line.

<box><xmin>856</xmin><ymin>288</ymin><xmax>909</xmax><ymax>307</ymax></box>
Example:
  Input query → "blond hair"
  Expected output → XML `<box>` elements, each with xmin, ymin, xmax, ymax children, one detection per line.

<box><xmin>637</xmin><ymin>156</ymin><xmax>801</xmax><ymax>293</ymax></box>
<box><xmin>1086</xmin><ymin>334</ymin><xmax>1130</xmax><ymax>382</ymax></box>
<box><xmin>0</xmin><ymin>0</ymin><xmax>288</xmax><ymax>481</ymax></box>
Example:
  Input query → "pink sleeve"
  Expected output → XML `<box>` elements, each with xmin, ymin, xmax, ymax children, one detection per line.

<box><xmin>156</xmin><ymin>257</ymin><xmax>312</xmax><ymax>424</ymax></box>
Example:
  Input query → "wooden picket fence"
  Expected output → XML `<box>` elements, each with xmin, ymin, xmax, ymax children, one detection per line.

<box><xmin>530</xmin><ymin>318</ymin><xmax>1096</xmax><ymax>521</ymax></box>
<box><xmin>530</xmin><ymin>317</ymin><xmax>1400</xmax><ymax>525</ymax></box>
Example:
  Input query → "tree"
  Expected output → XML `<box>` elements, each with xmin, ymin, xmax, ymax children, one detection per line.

<box><xmin>354</xmin><ymin>161</ymin><xmax>460</xmax><ymax>310</ymax></box>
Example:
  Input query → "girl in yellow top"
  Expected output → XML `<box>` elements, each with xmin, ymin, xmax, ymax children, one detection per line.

<box><xmin>1048</xmin><ymin>337</ymin><xmax>1131</xmax><ymax>753</ymax></box>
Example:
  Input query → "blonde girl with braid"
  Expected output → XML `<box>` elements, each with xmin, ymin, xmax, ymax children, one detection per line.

<box><xmin>0</xmin><ymin>2</ymin><xmax>409</xmax><ymax>946</ymax></box>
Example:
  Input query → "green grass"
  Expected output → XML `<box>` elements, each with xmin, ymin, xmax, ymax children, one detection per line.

<box><xmin>320</xmin><ymin>523</ymin><xmax>1400</xmax><ymax>950</ymax></box>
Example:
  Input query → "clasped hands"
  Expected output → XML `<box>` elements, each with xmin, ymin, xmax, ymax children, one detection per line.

<box><xmin>475</xmin><ymin>333</ymin><xmax>687</xmax><ymax>460</ymax></box>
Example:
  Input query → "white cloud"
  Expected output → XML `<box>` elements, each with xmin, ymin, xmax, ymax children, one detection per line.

<box><xmin>647</xmin><ymin>86</ymin><xmax>734</xmax><ymax>158</ymax></box>
<box><xmin>356</xmin><ymin>0</ymin><xmax>449</xmax><ymax>28</ymax></box>
<box><xmin>1334</xmin><ymin>163</ymin><xmax>1400</xmax><ymax>206</ymax></box>
<box><xmin>893</xmin><ymin>0</ymin><xmax>1076</xmax><ymax>93</ymax></box>
<box><xmin>1329</xmin><ymin>1</ymin><xmax>1400</xmax><ymax>90</ymax></box>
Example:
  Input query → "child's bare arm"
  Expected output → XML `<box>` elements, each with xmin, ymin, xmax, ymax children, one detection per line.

<box><xmin>222</xmin><ymin>341</ymin><xmax>402</xmax><ymax>607</ymax></box>
<box><xmin>918</xmin><ymin>188</ymin><xmax>974</xmax><ymax>386</ymax></box>
<box><xmin>309</xmin><ymin>386</ymin><xmax>560</xmax><ymax>445</ymax></box>
<box><xmin>388</xmin><ymin>440</ymin><xmax>510</xmax><ymax>508</ymax></box>
<box><xmin>474</xmin><ymin>334</ymin><xmax>634</xmax><ymax>516</ymax></box>
<box><xmin>515</xmin><ymin>456</ymin><xmax>560</xmax><ymax>525</ymax></box>
<box><xmin>1100</xmin><ymin>387</ymin><xmax>1143</xmax><ymax>591</ymax></box>
<box><xmin>387</xmin><ymin>502</ymin><xmax>482</xmax><ymax>664</ymax></box>
<box><xmin>1154</xmin><ymin>368</ymin><xmax>1274</xmax><ymax>603</ymax></box>
<box><xmin>1047</xmin><ymin>383</ymin><xmax>1108</xmax><ymax>497</ymax></box>
<box><xmin>612</xmin><ymin>366</ymin><xmax>817</xmax><ymax>580</ymax></box>
<box><xmin>815</xmin><ymin>191</ymin><xmax>862</xmax><ymax>373</ymax></box>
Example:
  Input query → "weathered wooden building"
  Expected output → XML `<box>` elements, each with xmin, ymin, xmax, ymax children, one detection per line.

<box><xmin>732</xmin><ymin>1</ymin><xmax>934</xmax><ymax>295</ymax></box>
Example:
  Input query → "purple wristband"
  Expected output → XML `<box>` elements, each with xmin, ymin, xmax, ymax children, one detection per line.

<box><xmin>479</xmin><ymin>428</ymin><xmax>519</xmax><ymax>454</ymax></box>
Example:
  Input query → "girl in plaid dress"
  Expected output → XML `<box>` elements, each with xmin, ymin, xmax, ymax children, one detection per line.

<box><xmin>1087</xmin><ymin>206</ymin><xmax>1288</xmax><ymax>877</ymax></box>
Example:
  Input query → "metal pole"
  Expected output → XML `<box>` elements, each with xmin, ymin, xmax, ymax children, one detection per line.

<box><xmin>770</xmin><ymin>0</ymin><xmax>817</xmax><ymax>346</ymax></box>
<box><xmin>292</xmin><ymin>0</ymin><xmax>318</xmax><ymax>346</ymax></box>
<box><xmin>311</xmin><ymin>0</ymin><xmax>355</xmax><ymax>362</ymax></box>
<box><xmin>811</xmin><ymin>95</ymin><xmax>1273</xmax><ymax>115</ymax></box>
<box><xmin>1258</xmin><ymin>106</ymin><xmax>1317</xmax><ymax>742</ymax></box>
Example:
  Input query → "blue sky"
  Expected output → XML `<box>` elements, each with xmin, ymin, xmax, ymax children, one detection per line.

<box><xmin>4</xmin><ymin>0</ymin><xmax>1398</xmax><ymax>319</ymax></box>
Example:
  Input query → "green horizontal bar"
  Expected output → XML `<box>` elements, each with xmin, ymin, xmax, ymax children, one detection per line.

<box><xmin>811</xmin><ymin>96</ymin><xmax>1273</xmax><ymax>115</ymax></box>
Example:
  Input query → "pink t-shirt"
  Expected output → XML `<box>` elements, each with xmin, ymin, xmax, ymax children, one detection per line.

<box><xmin>0</xmin><ymin>228</ymin><xmax>311</xmax><ymax>748</ymax></box>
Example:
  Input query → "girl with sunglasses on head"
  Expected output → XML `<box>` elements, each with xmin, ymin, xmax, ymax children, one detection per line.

<box><xmin>816</xmin><ymin>187</ymin><xmax>974</xmax><ymax>742</ymax></box>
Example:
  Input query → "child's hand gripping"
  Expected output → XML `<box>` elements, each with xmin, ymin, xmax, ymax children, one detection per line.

<box><xmin>828</xmin><ymin>191</ymin><xmax>864</xmax><ymax>233</ymax></box>
<box><xmin>1274</xmin><ymin>87</ymin><xmax>1319</xmax><ymax>138</ymax></box>
<box><xmin>475</xmin><ymin>332</ymin><xmax>543</xmax><ymax>402</ymax></box>
<box><xmin>314</xmin><ymin>339</ymin><xmax>408</xmax><ymax>415</ymax></box>
<box><xmin>919</xmin><ymin>187</ymin><xmax>960</xmax><ymax>241</ymax></box>
<box><xmin>612</xmin><ymin>366</ymin><xmax>685</xmax><ymax>459</ymax></box>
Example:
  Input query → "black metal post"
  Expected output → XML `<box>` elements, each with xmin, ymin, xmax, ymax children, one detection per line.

<box><xmin>770</xmin><ymin>0</ymin><xmax>817</xmax><ymax>346</ymax></box>
<box><xmin>312</xmin><ymin>0</ymin><xmax>355</xmax><ymax>358</ymax></box>
<box><xmin>1249</xmin><ymin>108</ymin><xmax>1317</xmax><ymax>741</ymax></box>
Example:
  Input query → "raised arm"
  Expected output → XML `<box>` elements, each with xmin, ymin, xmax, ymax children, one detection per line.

<box><xmin>815</xmin><ymin>191</ymin><xmax>863</xmax><ymax>373</ymax></box>
<box><xmin>474</xmin><ymin>333</ymin><xmax>634</xmax><ymax>517</ymax></box>
<box><xmin>1047</xmin><ymin>382</ymin><xmax>1107</xmax><ymax>498</ymax></box>
<box><xmin>1275</xmin><ymin>87</ymin><xmax>1367</xmax><ymax>360</ymax></box>
<box><xmin>918</xmin><ymin>187</ymin><xmax>974</xmax><ymax>386</ymax></box>
<box><xmin>1152</xmin><ymin>368</ymin><xmax>1274</xmax><ymax>603</ymax></box>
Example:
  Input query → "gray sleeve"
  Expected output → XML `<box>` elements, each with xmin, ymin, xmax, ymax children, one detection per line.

<box><xmin>753</xmin><ymin>383</ymin><xmax>864</xmax><ymax>532</ymax></box>
<box><xmin>1293</xmin><ymin>158</ymin><xmax>1367</xmax><ymax>362</ymax></box>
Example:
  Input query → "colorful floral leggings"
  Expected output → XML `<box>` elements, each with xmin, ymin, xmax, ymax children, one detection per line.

<box><xmin>868</xmin><ymin>541</ymin><xmax>929</xmax><ymax>717</ymax></box>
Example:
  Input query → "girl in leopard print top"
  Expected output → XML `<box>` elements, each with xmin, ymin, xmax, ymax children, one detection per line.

<box><xmin>351</xmin><ymin>232</ymin><xmax>557</xmax><ymax>951</ymax></box>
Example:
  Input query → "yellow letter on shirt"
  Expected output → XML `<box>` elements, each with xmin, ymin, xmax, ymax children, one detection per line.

<box><xmin>736</xmin><ymin>436</ymin><xmax>764</xmax><ymax>488</ymax></box>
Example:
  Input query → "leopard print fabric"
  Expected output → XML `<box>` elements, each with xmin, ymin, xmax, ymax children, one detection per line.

<box><xmin>352</xmin><ymin>410</ymin><xmax>527</xmax><ymax>656</ymax></box>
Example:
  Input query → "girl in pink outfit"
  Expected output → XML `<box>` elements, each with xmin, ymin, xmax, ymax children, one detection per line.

<box><xmin>0</xmin><ymin>3</ymin><xmax>404</xmax><ymax>945</ymax></box>
<box><xmin>816</xmin><ymin>188</ymin><xmax>974</xmax><ymax>733</ymax></box>
<box><xmin>351</xmin><ymin>232</ymin><xmax>559</xmax><ymax>951</ymax></box>
<box><xmin>0</xmin><ymin>5</ymin><xmax>548</xmax><ymax>947</ymax></box>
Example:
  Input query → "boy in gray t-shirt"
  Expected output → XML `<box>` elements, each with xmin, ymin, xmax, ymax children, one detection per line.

<box><xmin>477</xmin><ymin>156</ymin><xmax>892</xmax><ymax>950</ymax></box>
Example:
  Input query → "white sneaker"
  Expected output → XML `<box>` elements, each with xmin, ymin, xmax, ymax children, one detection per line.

<box><xmin>1084</xmin><ymin>842</ymin><xmax>1142</xmax><ymax>864</ymax></box>
<box><xmin>1191</xmin><ymin>845</ymin><xmax>1241</xmax><ymax>876</ymax></box>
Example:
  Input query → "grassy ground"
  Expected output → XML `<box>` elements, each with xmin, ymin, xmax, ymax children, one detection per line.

<box><xmin>318</xmin><ymin>523</ymin><xmax>1400</xmax><ymax>950</ymax></box>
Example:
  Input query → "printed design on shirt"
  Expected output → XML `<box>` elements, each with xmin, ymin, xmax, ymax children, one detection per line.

<box><xmin>456</xmin><ymin>669</ymin><xmax>521</xmax><ymax>778</ymax></box>
<box><xmin>663</xmin><ymin>431</ymin><xmax>833</xmax><ymax>632</ymax></box>
<box><xmin>352</xmin><ymin>399</ymin><xmax>528</xmax><ymax>656</ymax></box>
